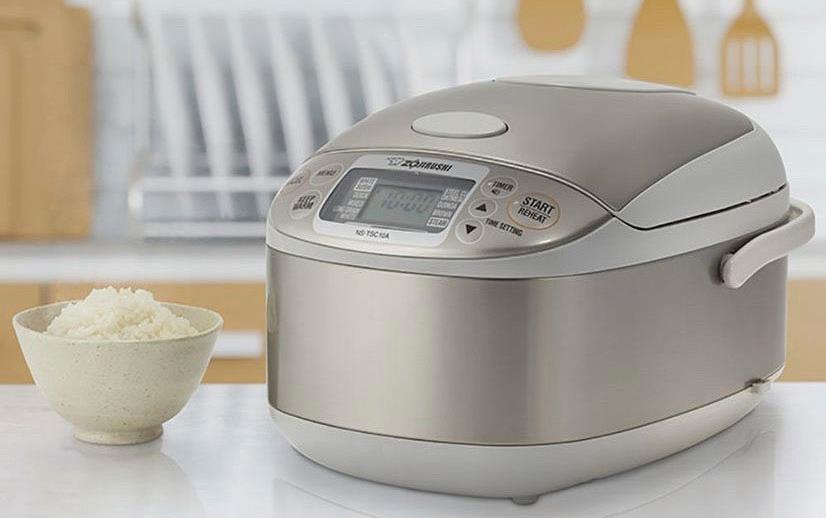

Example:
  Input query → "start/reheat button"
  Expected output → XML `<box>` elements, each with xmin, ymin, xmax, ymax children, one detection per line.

<box><xmin>411</xmin><ymin>111</ymin><xmax>508</xmax><ymax>139</ymax></box>
<box><xmin>508</xmin><ymin>193</ymin><xmax>560</xmax><ymax>230</ymax></box>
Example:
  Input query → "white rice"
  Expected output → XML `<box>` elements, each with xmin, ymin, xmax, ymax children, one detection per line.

<box><xmin>46</xmin><ymin>287</ymin><xmax>198</xmax><ymax>341</ymax></box>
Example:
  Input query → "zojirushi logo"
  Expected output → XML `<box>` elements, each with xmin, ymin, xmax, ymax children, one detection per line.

<box><xmin>386</xmin><ymin>156</ymin><xmax>453</xmax><ymax>172</ymax></box>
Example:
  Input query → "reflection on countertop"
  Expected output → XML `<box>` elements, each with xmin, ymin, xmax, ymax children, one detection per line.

<box><xmin>2</xmin><ymin>384</ymin><xmax>825</xmax><ymax>517</ymax></box>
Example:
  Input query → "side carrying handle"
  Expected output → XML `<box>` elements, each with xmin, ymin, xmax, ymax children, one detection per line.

<box><xmin>721</xmin><ymin>198</ymin><xmax>815</xmax><ymax>288</ymax></box>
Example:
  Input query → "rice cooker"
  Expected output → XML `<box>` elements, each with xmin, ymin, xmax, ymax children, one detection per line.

<box><xmin>266</xmin><ymin>76</ymin><xmax>815</xmax><ymax>504</ymax></box>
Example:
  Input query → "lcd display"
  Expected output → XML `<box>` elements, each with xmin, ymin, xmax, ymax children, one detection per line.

<box><xmin>318</xmin><ymin>168</ymin><xmax>475</xmax><ymax>233</ymax></box>
<box><xmin>358</xmin><ymin>185</ymin><xmax>442</xmax><ymax>229</ymax></box>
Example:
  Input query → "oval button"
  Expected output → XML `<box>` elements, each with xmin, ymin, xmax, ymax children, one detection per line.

<box><xmin>281</xmin><ymin>171</ymin><xmax>307</xmax><ymax>193</ymax></box>
<box><xmin>310</xmin><ymin>164</ymin><xmax>343</xmax><ymax>185</ymax></box>
<box><xmin>468</xmin><ymin>198</ymin><xmax>497</xmax><ymax>218</ymax></box>
<box><xmin>411</xmin><ymin>112</ymin><xmax>507</xmax><ymax>139</ymax></box>
<box><xmin>481</xmin><ymin>176</ymin><xmax>518</xmax><ymax>199</ymax></box>
<box><xmin>508</xmin><ymin>193</ymin><xmax>560</xmax><ymax>230</ymax></box>
<box><xmin>290</xmin><ymin>191</ymin><xmax>322</xmax><ymax>220</ymax></box>
<box><xmin>455</xmin><ymin>219</ymin><xmax>485</xmax><ymax>244</ymax></box>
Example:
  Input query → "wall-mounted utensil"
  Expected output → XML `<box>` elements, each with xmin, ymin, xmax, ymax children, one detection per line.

<box><xmin>516</xmin><ymin>0</ymin><xmax>586</xmax><ymax>52</ymax></box>
<box><xmin>720</xmin><ymin>0</ymin><xmax>779</xmax><ymax>97</ymax></box>
<box><xmin>353</xmin><ymin>21</ymin><xmax>394</xmax><ymax>115</ymax></box>
<box><xmin>187</xmin><ymin>16</ymin><xmax>235</xmax><ymax>220</ymax></box>
<box><xmin>227</xmin><ymin>16</ymin><xmax>275</xmax><ymax>217</ymax></box>
<box><xmin>268</xmin><ymin>16</ymin><xmax>314</xmax><ymax>171</ymax></box>
<box><xmin>145</xmin><ymin>15</ymin><xmax>195</xmax><ymax>217</ymax></box>
<box><xmin>625</xmin><ymin>0</ymin><xmax>695</xmax><ymax>87</ymax></box>
<box><xmin>309</xmin><ymin>16</ymin><xmax>353</xmax><ymax>139</ymax></box>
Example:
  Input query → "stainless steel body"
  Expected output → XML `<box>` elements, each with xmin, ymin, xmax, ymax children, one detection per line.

<box><xmin>267</xmin><ymin>241</ymin><xmax>786</xmax><ymax>445</ymax></box>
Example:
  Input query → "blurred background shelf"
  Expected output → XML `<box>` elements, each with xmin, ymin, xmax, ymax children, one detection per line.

<box><xmin>0</xmin><ymin>241</ymin><xmax>264</xmax><ymax>282</ymax></box>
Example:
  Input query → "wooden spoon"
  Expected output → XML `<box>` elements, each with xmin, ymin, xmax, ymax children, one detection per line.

<box><xmin>516</xmin><ymin>0</ymin><xmax>586</xmax><ymax>51</ymax></box>
<box><xmin>625</xmin><ymin>0</ymin><xmax>695</xmax><ymax>87</ymax></box>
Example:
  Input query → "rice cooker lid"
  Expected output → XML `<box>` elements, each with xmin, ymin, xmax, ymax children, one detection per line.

<box><xmin>321</xmin><ymin>76</ymin><xmax>787</xmax><ymax>228</ymax></box>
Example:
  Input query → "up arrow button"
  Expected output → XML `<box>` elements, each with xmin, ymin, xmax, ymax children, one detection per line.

<box><xmin>469</xmin><ymin>198</ymin><xmax>498</xmax><ymax>218</ymax></box>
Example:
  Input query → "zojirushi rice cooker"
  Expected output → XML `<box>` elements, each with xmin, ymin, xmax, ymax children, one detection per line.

<box><xmin>266</xmin><ymin>76</ymin><xmax>815</xmax><ymax>504</ymax></box>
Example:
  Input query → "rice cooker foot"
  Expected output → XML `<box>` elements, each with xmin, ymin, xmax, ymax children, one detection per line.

<box><xmin>511</xmin><ymin>495</ymin><xmax>540</xmax><ymax>505</ymax></box>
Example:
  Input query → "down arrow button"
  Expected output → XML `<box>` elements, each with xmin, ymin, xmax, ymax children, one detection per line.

<box><xmin>456</xmin><ymin>218</ymin><xmax>484</xmax><ymax>244</ymax></box>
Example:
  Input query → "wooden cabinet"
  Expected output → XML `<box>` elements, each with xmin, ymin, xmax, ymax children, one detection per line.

<box><xmin>0</xmin><ymin>0</ymin><xmax>91</xmax><ymax>238</ymax></box>
<box><xmin>784</xmin><ymin>280</ymin><xmax>826</xmax><ymax>381</ymax></box>
<box><xmin>0</xmin><ymin>284</ymin><xmax>42</xmax><ymax>383</ymax></box>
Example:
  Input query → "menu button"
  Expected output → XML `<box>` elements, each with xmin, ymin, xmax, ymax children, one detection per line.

<box><xmin>310</xmin><ymin>163</ymin><xmax>343</xmax><ymax>185</ymax></box>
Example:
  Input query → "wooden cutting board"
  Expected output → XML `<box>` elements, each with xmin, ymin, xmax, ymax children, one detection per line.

<box><xmin>0</xmin><ymin>0</ymin><xmax>91</xmax><ymax>239</ymax></box>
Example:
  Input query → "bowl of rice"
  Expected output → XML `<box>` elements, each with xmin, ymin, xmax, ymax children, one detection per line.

<box><xmin>12</xmin><ymin>287</ymin><xmax>223</xmax><ymax>445</ymax></box>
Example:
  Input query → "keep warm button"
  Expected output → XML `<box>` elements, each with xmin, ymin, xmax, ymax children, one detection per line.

<box><xmin>508</xmin><ymin>193</ymin><xmax>559</xmax><ymax>230</ymax></box>
<box><xmin>290</xmin><ymin>191</ymin><xmax>321</xmax><ymax>219</ymax></box>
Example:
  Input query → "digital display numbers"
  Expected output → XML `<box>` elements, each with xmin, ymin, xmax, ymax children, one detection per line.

<box><xmin>358</xmin><ymin>185</ymin><xmax>442</xmax><ymax>229</ymax></box>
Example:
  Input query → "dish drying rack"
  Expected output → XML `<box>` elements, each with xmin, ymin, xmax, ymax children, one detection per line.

<box><xmin>127</xmin><ymin>1</ymin><xmax>475</xmax><ymax>238</ymax></box>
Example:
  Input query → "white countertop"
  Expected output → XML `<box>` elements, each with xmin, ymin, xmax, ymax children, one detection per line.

<box><xmin>2</xmin><ymin>383</ymin><xmax>825</xmax><ymax>517</ymax></box>
<box><xmin>0</xmin><ymin>241</ymin><xmax>824</xmax><ymax>283</ymax></box>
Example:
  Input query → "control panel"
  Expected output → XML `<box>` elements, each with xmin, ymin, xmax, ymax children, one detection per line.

<box><xmin>269</xmin><ymin>151</ymin><xmax>610</xmax><ymax>258</ymax></box>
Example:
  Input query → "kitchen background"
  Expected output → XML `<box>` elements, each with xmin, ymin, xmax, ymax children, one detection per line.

<box><xmin>1</xmin><ymin>0</ymin><xmax>824</xmax><ymax>383</ymax></box>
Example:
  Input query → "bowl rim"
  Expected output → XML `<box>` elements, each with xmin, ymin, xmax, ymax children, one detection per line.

<box><xmin>12</xmin><ymin>300</ymin><xmax>224</xmax><ymax>345</ymax></box>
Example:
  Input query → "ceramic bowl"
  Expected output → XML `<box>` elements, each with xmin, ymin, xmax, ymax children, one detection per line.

<box><xmin>13</xmin><ymin>301</ymin><xmax>222</xmax><ymax>445</ymax></box>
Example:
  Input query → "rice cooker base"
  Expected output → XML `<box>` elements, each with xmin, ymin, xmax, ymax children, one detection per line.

<box><xmin>266</xmin><ymin>238</ymin><xmax>786</xmax><ymax>497</ymax></box>
<box><xmin>270</xmin><ymin>375</ymin><xmax>776</xmax><ymax>501</ymax></box>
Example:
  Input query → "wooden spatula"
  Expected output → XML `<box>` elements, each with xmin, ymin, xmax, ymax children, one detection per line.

<box><xmin>625</xmin><ymin>0</ymin><xmax>694</xmax><ymax>87</ymax></box>
<box><xmin>516</xmin><ymin>0</ymin><xmax>585</xmax><ymax>51</ymax></box>
<box><xmin>720</xmin><ymin>0</ymin><xmax>779</xmax><ymax>97</ymax></box>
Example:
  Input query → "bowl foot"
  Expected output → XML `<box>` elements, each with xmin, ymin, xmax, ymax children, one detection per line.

<box><xmin>511</xmin><ymin>495</ymin><xmax>539</xmax><ymax>505</ymax></box>
<box><xmin>73</xmin><ymin>426</ymin><xmax>163</xmax><ymax>445</ymax></box>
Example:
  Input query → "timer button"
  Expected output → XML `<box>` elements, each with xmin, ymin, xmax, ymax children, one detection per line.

<box><xmin>508</xmin><ymin>193</ymin><xmax>560</xmax><ymax>230</ymax></box>
<box><xmin>310</xmin><ymin>163</ymin><xmax>343</xmax><ymax>185</ymax></box>
<box><xmin>481</xmin><ymin>176</ymin><xmax>518</xmax><ymax>199</ymax></box>
<box><xmin>456</xmin><ymin>219</ymin><xmax>484</xmax><ymax>244</ymax></box>
<box><xmin>290</xmin><ymin>191</ymin><xmax>322</xmax><ymax>219</ymax></box>
<box><xmin>468</xmin><ymin>199</ymin><xmax>497</xmax><ymax>218</ymax></box>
